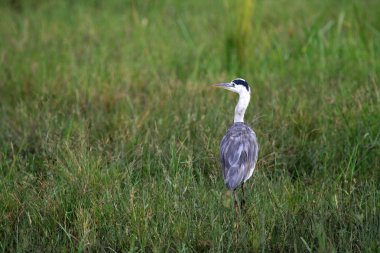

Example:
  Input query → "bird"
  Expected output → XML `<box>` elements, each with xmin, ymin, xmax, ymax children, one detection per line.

<box><xmin>213</xmin><ymin>78</ymin><xmax>259</xmax><ymax>210</ymax></box>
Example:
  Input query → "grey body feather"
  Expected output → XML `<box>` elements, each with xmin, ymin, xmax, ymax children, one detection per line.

<box><xmin>220</xmin><ymin>122</ymin><xmax>258</xmax><ymax>190</ymax></box>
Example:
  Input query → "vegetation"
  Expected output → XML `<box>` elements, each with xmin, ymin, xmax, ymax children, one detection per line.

<box><xmin>0</xmin><ymin>0</ymin><xmax>379</xmax><ymax>251</ymax></box>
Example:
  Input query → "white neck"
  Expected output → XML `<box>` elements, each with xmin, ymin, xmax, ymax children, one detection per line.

<box><xmin>234</xmin><ymin>92</ymin><xmax>250</xmax><ymax>123</ymax></box>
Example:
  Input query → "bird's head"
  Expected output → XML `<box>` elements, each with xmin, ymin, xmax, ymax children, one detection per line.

<box><xmin>212</xmin><ymin>78</ymin><xmax>250</xmax><ymax>95</ymax></box>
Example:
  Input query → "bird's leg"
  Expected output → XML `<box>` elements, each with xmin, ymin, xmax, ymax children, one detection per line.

<box><xmin>233</xmin><ymin>190</ymin><xmax>240</xmax><ymax>230</ymax></box>
<box><xmin>241</xmin><ymin>183</ymin><xmax>246</xmax><ymax>210</ymax></box>
<box><xmin>233</xmin><ymin>190</ymin><xmax>239</xmax><ymax>211</ymax></box>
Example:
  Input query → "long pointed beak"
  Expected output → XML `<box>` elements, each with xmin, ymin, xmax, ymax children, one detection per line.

<box><xmin>212</xmin><ymin>82</ymin><xmax>234</xmax><ymax>89</ymax></box>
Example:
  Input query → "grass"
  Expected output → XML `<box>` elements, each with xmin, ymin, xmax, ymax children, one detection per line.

<box><xmin>0</xmin><ymin>0</ymin><xmax>379</xmax><ymax>251</ymax></box>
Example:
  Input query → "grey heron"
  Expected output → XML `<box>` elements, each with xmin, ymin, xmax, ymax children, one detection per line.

<box><xmin>213</xmin><ymin>78</ymin><xmax>258</xmax><ymax>210</ymax></box>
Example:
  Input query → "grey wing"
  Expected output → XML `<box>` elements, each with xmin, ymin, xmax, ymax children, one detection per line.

<box><xmin>220</xmin><ymin>129</ymin><xmax>258</xmax><ymax>190</ymax></box>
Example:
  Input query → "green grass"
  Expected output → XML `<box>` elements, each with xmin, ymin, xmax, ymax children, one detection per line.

<box><xmin>0</xmin><ymin>0</ymin><xmax>379</xmax><ymax>252</ymax></box>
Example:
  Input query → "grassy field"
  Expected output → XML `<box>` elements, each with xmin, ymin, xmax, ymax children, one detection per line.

<box><xmin>1</xmin><ymin>0</ymin><xmax>379</xmax><ymax>252</ymax></box>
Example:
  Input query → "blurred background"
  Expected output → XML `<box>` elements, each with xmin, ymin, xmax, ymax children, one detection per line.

<box><xmin>0</xmin><ymin>0</ymin><xmax>379</xmax><ymax>251</ymax></box>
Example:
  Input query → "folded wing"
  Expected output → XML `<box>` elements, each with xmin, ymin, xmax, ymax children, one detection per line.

<box><xmin>220</xmin><ymin>123</ymin><xmax>258</xmax><ymax>190</ymax></box>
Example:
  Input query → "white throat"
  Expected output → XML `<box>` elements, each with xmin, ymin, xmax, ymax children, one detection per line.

<box><xmin>234</xmin><ymin>92</ymin><xmax>250</xmax><ymax>123</ymax></box>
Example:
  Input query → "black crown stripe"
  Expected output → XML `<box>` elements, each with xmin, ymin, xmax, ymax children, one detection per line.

<box><xmin>232</xmin><ymin>78</ymin><xmax>249</xmax><ymax>91</ymax></box>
